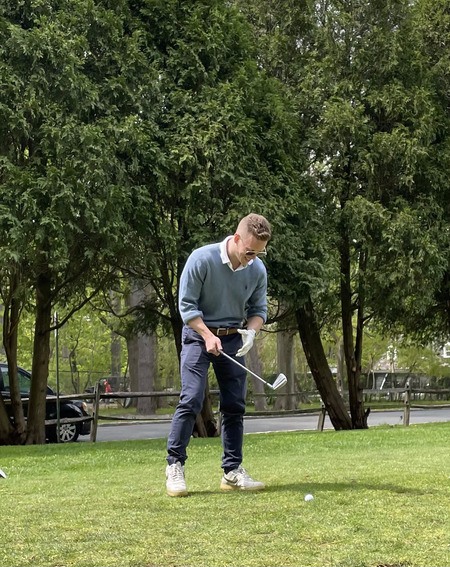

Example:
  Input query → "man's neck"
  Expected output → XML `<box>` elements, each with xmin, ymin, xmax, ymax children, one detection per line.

<box><xmin>226</xmin><ymin>238</ymin><xmax>241</xmax><ymax>271</ymax></box>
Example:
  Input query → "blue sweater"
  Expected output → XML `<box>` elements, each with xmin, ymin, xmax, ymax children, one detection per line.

<box><xmin>178</xmin><ymin>242</ymin><xmax>268</xmax><ymax>327</ymax></box>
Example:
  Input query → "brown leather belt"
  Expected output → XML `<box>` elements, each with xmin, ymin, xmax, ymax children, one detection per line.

<box><xmin>207</xmin><ymin>327</ymin><xmax>240</xmax><ymax>336</ymax></box>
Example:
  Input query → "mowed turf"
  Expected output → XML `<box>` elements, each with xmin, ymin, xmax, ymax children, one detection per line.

<box><xmin>0</xmin><ymin>422</ymin><xmax>449</xmax><ymax>567</ymax></box>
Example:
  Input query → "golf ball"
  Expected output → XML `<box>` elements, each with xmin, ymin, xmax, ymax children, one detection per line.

<box><xmin>304</xmin><ymin>493</ymin><xmax>314</xmax><ymax>501</ymax></box>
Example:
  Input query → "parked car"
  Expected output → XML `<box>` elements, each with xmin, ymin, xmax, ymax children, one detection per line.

<box><xmin>0</xmin><ymin>363</ymin><xmax>91</xmax><ymax>443</ymax></box>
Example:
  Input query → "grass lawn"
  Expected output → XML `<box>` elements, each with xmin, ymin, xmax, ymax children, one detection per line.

<box><xmin>0</xmin><ymin>422</ymin><xmax>449</xmax><ymax>567</ymax></box>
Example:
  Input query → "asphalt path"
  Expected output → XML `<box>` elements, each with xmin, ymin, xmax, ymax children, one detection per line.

<box><xmin>81</xmin><ymin>407</ymin><xmax>450</xmax><ymax>442</ymax></box>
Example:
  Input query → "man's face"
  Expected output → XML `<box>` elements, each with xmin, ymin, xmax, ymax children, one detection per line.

<box><xmin>234</xmin><ymin>232</ymin><xmax>267</xmax><ymax>266</ymax></box>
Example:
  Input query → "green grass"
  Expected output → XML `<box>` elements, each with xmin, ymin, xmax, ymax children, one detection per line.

<box><xmin>1</xmin><ymin>423</ymin><xmax>449</xmax><ymax>567</ymax></box>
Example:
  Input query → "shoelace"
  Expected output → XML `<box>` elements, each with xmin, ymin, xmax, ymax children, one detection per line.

<box><xmin>170</xmin><ymin>465</ymin><xmax>185</xmax><ymax>482</ymax></box>
<box><xmin>236</xmin><ymin>466</ymin><xmax>251</xmax><ymax>480</ymax></box>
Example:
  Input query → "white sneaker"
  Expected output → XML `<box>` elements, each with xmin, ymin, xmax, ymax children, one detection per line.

<box><xmin>220</xmin><ymin>465</ymin><xmax>265</xmax><ymax>491</ymax></box>
<box><xmin>166</xmin><ymin>462</ymin><xmax>188</xmax><ymax>497</ymax></box>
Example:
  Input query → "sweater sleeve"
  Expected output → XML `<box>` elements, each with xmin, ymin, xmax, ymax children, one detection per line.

<box><xmin>178</xmin><ymin>252</ymin><xmax>206</xmax><ymax>324</ymax></box>
<box><xmin>246</xmin><ymin>264</ymin><xmax>268</xmax><ymax>322</ymax></box>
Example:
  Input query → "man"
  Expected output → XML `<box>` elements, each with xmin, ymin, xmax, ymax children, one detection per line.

<box><xmin>166</xmin><ymin>213</ymin><xmax>272</xmax><ymax>497</ymax></box>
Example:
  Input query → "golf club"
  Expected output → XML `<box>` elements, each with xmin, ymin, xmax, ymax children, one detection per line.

<box><xmin>220</xmin><ymin>351</ymin><xmax>287</xmax><ymax>390</ymax></box>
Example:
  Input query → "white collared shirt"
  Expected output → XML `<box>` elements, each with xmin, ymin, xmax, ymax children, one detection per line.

<box><xmin>219</xmin><ymin>236</ymin><xmax>253</xmax><ymax>272</ymax></box>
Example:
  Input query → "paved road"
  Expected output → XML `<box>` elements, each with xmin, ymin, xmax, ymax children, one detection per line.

<box><xmin>82</xmin><ymin>407</ymin><xmax>450</xmax><ymax>442</ymax></box>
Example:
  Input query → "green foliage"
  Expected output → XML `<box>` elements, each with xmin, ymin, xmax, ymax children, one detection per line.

<box><xmin>0</xmin><ymin>0</ymin><xmax>138</xmax><ymax>310</ymax></box>
<box><xmin>367</xmin><ymin>201</ymin><xmax>450</xmax><ymax>334</ymax></box>
<box><xmin>14</xmin><ymin>305</ymin><xmax>119</xmax><ymax>392</ymax></box>
<box><xmin>108</xmin><ymin>0</ymin><xmax>301</xmax><ymax>337</ymax></box>
<box><xmin>1</xmin><ymin>0</ymin><xmax>450</xmax><ymax>421</ymax></box>
<box><xmin>12</xmin><ymin>298</ymin><xmax>184</xmax><ymax>393</ymax></box>
<box><xmin>395</xmin><ymin>341</ymin><xmax>450</xmax><ymax>379</ymax></box>
<box><xmin>239</xmin><ymin>0</ymin><xmax>450</xmax><ymax>347</ymax></box>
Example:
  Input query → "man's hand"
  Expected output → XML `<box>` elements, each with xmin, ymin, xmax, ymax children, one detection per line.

<box><xmin>236</xmin><ymin>329</ymin><xmax>256</xmax><ymax>357</ymax></box>
<box><xmin>186</xmin><ymin>317</ymin><xmax>223</xmax><ymax>356</ymax></box>
<box><xmin>205</xmin><ymin>335</ymin><xmax>223</xmax><ymax>356</ymax></box>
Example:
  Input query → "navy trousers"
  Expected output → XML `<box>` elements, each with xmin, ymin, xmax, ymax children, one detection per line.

<box><xmin>167</xmin><ymin>326</ymin><xmax>247</xmax><ymax>471</ymax></box>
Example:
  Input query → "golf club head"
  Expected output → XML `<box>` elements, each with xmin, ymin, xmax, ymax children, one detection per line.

<box><xmin>0</xmin><ymin>469</ymin><xmax>7</xmax><ymax>479</ymax></box>
<box><xmin>270</xmin><ymin>373</ymin><xmax>287</xmax><ymax>390</ymax></box>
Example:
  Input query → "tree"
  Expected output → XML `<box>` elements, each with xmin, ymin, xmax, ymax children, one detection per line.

<box><xmin>0</xmin><ymin>0</ymin><xmax>140</xmax><ymax>443</ymax></box>
<box><xmin>368</xmin><ymin>0</ymin><xmax>450</xmax><ymax>344</ymax></box>
<box><xmin>126</xmin><ymin>282</ymin><xmax>158</xmax><ymax>415</ymax></box>
<box><xmin>238</xmin><ymin>0</ymin><xmax>448</xmax><ymax>429</ymax></box>
<box><xmin>0</xmin><ymin>264</ymin><xmax>28</xmax><ymax>443</ymax></box>
<box><xmin>234</xmin><ymin>0</ymin><xmax>352</xmax><ymax>428</ymax></box>
<box><xmin>111</xmin><ymin>0</ymin><xmax>297</xmax><ymax>434</ymax></box>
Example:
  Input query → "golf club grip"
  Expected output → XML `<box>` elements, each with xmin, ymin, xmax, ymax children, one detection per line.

<box><xmin>220</xmin><ymin>351</ymin><xmax>268</xmax><ymax>386</ymax></box>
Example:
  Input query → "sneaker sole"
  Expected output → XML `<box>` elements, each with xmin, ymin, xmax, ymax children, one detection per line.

<box><xmin>167</xmin><ymin>488</ymin><xmax>188</xmax><ymax>497</ymax></box>
<box><xmin>220</xmin><ymin>482</ymin><xmax>265</xmax><ymax>491</ymax></box>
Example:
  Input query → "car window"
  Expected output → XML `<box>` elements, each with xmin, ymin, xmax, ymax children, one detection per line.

<box><xmin>1</xmin><ymin>367</ymin><xmax>10</xmax><ymax>391</ymax></box>
<box><xmin>1</xmin><ymin>368</ymin><xmax>31</xmax><ymax>395</ymax></box>
<box><xmin>0</xmin><ymin>367</ymin><xmax>6</xmax><ymax>391</ymax></box>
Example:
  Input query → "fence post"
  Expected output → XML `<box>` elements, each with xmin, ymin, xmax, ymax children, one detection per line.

<box><xmin>90</xmin><ymin>381</ymin><xmax>101</xmax><ymax>442</ymax></box>
<box><xmin>317</xmin><ymin>404</ymin><xmax>326</xmax><ymax>431</ymax></box>
<box><xmin>403</xmin><ymin>383</ymin><xmax>411</xmax><ymax>426</ymax></box>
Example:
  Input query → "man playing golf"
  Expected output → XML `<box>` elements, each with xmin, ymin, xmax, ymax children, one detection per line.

<box><xmin>166</xmin><ymin>213</ymin><xmax>272</xmax><ymax>497</ymax></box>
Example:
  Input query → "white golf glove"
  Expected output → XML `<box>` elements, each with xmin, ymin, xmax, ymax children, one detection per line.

<box><xmin>235</xmin><ymin>329</ymin><xmax>256</xmax><ymax>357</ymax></box>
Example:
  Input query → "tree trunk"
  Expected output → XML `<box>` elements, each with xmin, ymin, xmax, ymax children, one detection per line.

<box><xmin>0</xmin><ymin>396</ymin><xmax>15</xmax><ymax>445</ymax></box>
<box><xmin>336</xmin><ymin>337</ymin><xmax>345</xmax><ymax>394</ymax></box>
<box><xmin>26</xmin><ymin>272</ymin><xmax>52</xmax><ymax>444</ymax></box>
<box><xmin>274</xmin><ymin>329</ymin><xmax>296</xmax><ymax>410</ymax></box>
<box><xmin>127</xmin><ymin>283</ymin><xmax>157</xmax><ymax>415</ymax></box>
<box><xmin>110</xmin><ymin>291</ymin><xmax>122</xmax><ymax>377</ymax></box>
<box><xmin>248</xmin><ymin>340</ymin><xmax>267</xmax><ymax>411</ymax></box>
<box><xmin>295</xmin><ymin>298</ymin><xmax>352</xmax><ymax>430</ymax></box>
<box><xmin>193</xmin><ymin>381</ymin><xmax>219</xmax><ymax>437</ymax></box>
<box><xmin>0</xmin><ymin>306</ymin><xmax>5</xmax><ymax>359</ymax></box>
<box><xmin>69</xmin><ymin>348</ymin><xmax>80</xmax><ymax>394</ymax></box>
<box><xmin>111</xmin><ymin>331</ymin><xmax>122</xmax><ymax>377</ymax></box>
<box><xmin>171</xmin><ymin>317</ymin><xmax>183</xmax><ymax>361</ymax></box>
<box><xmin>3</xmin><ymin>284</ymin><xmax>26</xmax><ymax>443</ymax></box>
<box><xmin>127</xmin><ymin>332</ymin><xmax>157</xmax><ymax>415</ymax></box>
<box><xmin>340</xmin><ymin>238</ymin><xmax>369</xmax><ymax>428</ymax></box>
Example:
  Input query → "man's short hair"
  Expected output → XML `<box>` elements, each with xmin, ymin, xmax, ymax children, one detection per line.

<box><xmin>238</xmin><ymin>214</ymin><xmax>272</xmax><ymax>242</ymax></box>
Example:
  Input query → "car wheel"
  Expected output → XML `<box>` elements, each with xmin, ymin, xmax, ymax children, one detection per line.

<box><xmin>59</xmin><ymin>422</ymin><xmax>80</xmax><ymax>443</ymax></box>
<box><xmin>48</xmin><ymin>423</ymin><xmax>80</xmax><ymax>443</ymax></box>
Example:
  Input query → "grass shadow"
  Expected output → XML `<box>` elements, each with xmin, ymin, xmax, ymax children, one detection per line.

<box><xmin>265</xmin><ymin>480</ymin><xmax>436</xmax><ymax>496</ymax></box>
<box><xmin>165</xmin><ymin>480</ymin><xmax>432</xmax><ymax>498</ymax></box>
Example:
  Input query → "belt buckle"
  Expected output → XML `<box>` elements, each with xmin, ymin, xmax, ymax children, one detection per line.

<box><xmin>216</xmin><ymin>327</ymin><xmax>227</xmax><ymax>336</ymax></box>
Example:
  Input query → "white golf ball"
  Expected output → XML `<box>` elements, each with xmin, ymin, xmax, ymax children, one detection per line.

<box><xmin>304</xmin><ymin>493</ymin><xmax>314</xmax><ymax>501</ymax></box>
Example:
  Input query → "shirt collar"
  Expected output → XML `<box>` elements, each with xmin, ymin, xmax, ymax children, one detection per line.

<box><xmin>220</xmin><ymin>236</ymin><xmax>253</xmax><ymax>271</ymax></box>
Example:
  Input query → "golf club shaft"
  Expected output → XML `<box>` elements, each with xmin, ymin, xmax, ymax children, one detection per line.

<box><xmin>220</xmin><ymin>351</ymin><xmax>271</xmax><ymax>388</ymax></box>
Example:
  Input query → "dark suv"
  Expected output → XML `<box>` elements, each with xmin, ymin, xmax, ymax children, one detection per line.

<box><xmin>0</xmin><ymin>363</ymin><xmax>91</xmax><ymax>443</ymax></box>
